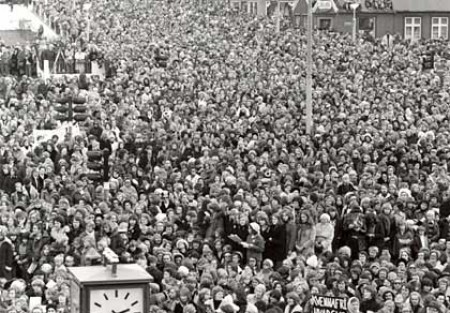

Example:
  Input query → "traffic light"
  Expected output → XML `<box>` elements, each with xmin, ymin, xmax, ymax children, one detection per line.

<box><xmin>423</xmin><ymin>50</ymin><xmax>435</xmax><ymax>71</ymax></box>
<box><xmin>86</xmin><ymin>148</ymin><xmax>109</xmax><ymax>182</ymax></box>
<box><xmin>54</xmin><ymin>95</ymin><xmax>88</xmax><ymax>122</ymax></box>
<box><xmin>86</xmin><ymin>149</ymin><xmax>104</xmax><ymax>182</ymax></box>
<box><xmin>54</xmin><ymin>96</ymin><xmax>72</xmax><ymax>122</ymax></box>
<box><xmin>72</xmin><ymin>95</ymin><xmax>88</xmax><ymax>122</ymax></box>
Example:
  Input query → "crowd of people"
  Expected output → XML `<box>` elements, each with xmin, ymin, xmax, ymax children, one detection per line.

<box><xmin>0</xmin><ymin>0</ymin><xmax>450</xmax><ymax>313</ymax></box>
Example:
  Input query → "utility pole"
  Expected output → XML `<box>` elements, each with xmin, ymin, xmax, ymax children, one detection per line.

<box><xmin>350</xmin><ymin>2</ymin><xmax>360</xmax><ymax>43</ymax></box>
<box><xmin>306</xmin><ymin>0</ymin><xmax>313</xmax><ymax>134</ymax></box>
<box><xmin>257</xmin><ymin>0</ymin><xmax>266</xmax><ymax>16</ymax></box>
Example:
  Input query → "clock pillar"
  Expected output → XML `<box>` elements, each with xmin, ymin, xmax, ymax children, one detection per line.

<box><xmin>68</xmin><ymin>263</ymin><xmax>152</xmax><ymax>313</ymax></box>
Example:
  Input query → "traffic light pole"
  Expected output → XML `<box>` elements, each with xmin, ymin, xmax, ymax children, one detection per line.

<box><xmin>68</xmin><ymin>98</ymin><xmax>73</xmax><ymax>121</ymax></box>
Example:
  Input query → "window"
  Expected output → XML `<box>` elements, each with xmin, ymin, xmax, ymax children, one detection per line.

<box><xmin>405</xmin><ymin>17</ymin><xmax>421</xmax><ymax>41</ymax></box>
<box><xmin>318</xmin><ymin>18</ymin><xmax>332</xmax><ymax>30</ymax></box>
<box><xmin>432</xmin><ymin>17</ymin><xmax>448</xmax><ymax>40</ymax></box>
<box><xmin>281</xmin><ymin>2</ymin><xmax>293</xmax><ymax>16</ymax></box>
<box><xmin>248</xmin><ymin>1</ymin><xmax>257</xmax><ymax>15</ymax></box>
<box><xmin>359</xmin><ymin>17</ymin><xmax>376</xmax><ymax>37</ymax></box>
<box><xmin>231</xmin><ymin>1</ymin><xmax>241</xmax><ymax>11</ymax></box>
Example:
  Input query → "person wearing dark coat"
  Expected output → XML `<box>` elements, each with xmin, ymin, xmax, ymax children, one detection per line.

<box><xmin>360</xmin><ymin>285</ymin><xmax>381</xmax><ymax>313</ymax></box>
<box><xmin>227</xmin><ymin>214</ymin><xmax>249</xmax><ymax>263</ymax></box>
<box><xmin>440</xmin><ymin>195</ymin><xmax>450</xmax><ymax>219</ymax></box>
<box><xmin>282</xmin><ymin>209</ymin><xmax>297</xmax><ymax>255</ymax></box>
<box><xmin>373</xmin><ymin>203</ymin><xmax>392</xmax><ymax>250</ymax></box>
<box><xmin>0</xmin><ymin>226</ymin><xmax>13</xmax><ymax>280</ymax></box>
<box><xmin>264</xmin><ymin>214</ymin><xmax>287</xmax><ymax>269</ymax></box>
<box><xmin>0</xmin><ymin>164</ymin><xmax>17</xmax><ymax>195</ymax></box>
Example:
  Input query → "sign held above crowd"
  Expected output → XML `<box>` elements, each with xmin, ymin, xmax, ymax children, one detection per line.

<box><xmin>311</xmin><ymin>296</ymin><xmax>348</xmax><ymax>313</ymax></box>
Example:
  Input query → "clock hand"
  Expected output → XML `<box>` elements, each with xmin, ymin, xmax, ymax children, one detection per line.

<box><xmin>117</xmin><ymin>309</ymin><xmax>131</xmax><ymax>313</ymax></box>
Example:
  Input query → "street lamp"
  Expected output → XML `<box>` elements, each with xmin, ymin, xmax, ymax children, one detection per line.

<box><xmin>275</xmin><ymin>0</ymin><xmax>281</xmax><ymax>33</ymax></box>
<box><xmin>84</xmin><ymin>3</ymin><xmax>92</xmax><ymax>42</ymax></box>
<box><xmin>350</xmin><ymin>2</ymin><xmax>360</xmax><ymax>42</ymax></box>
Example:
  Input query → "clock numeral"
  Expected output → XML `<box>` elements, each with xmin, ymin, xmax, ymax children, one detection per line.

<box><xmin>131</xmin><ymin>300</ymin><xmax>139</xmax><ymax>307</ymax></box>
<box><xmin>124</xmin><ymin>292</ymin><xmax>130</xmax><ymax>300</ymax></box>
<box><xmin>94</xmin><ymin>302</ymin><xmax>102</xmax><ymax>308</ymax></box>
<box><xmin>103</xmin><ymin>293</ymin><xmax>109</xmax><ymax>300</ymax></box>
<box><xmin>115</xmin><ymin>289</ymin><xmax>118</xmax><ymax>298</ymax></box>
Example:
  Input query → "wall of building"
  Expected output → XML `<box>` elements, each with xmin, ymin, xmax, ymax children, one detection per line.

<box><xmin>303</xmin><ymin>11</ymin><xmax>450</xmax><ymax>39</ymax></box>
<box><xmin>393</xmin><ymin>12</ymin><xmax>450</xmax><ymax>39</ymax></box>
<box><xmin>374</xmin><ymin>13</ymin><xmax>396</xmax><ymax>37</ymax></box>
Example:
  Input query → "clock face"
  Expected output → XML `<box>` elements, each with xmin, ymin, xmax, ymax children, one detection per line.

<box><xmin>89</xmin><ymin>287</ymin><xmax>144</xmax><ymax>313</ymax></box>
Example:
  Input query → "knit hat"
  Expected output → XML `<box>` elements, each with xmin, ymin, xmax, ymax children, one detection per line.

<box><xmin>286</xmin><ymin>292</ymin><xmax>300</xmax><ymax>303</ymax></box>
<box><xmin>249</xmin><ymin>222</ymin><xmax>260</xmax><ymax>234</ymax></box>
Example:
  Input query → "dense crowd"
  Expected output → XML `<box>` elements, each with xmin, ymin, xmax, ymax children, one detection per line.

<box><xmin>0</xmin><ymin>0</ymin><xmax>450</xmax><ymax>313</ymax></box>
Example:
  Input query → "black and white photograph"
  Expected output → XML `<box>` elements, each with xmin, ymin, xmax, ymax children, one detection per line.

<box><xmin>1</xmin><ymin>0</ymin><xmax>450</xmax><ymax>313</ymax></box>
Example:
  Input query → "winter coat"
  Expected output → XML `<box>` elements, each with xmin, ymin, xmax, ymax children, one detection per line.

<box><xmin>264</xmin><ymin>223</ymin><xmax>287</xmax><ymax>262</ymax></box>
<box><xmin>285</xmin><ymin>221</ymin><xmax>297</xmax><ymax>254</ymax></box>
<box><xmin>295</xmin><ymin>210</ymin><xmax>316</xmax><ymax>256</ymax></box>
<box><xmin>245</xmin><ymin>233</ymin><xmax>265</xmax><ymax>266</ymax></box>
<box><xmin>392</xmin><ymin>227</ymin><xmax>414</xmax><ymax>258</ymax></box>
<box><xmin>0</xmin><ymin>239</ymin><xmax>14</xmax><ymax>280</ymax></box>
<box><xmin>361</xmin><ymin>298</ymin><xmax>381</xmax><ymax>313</ymax></box>
<box><xmin>315</xmin><ymin>221</ymin><xmax>334</xmax><ymax>252</ymax></box>
<box><xmin>206</xmin><ymin>210</ymin><xmax>225</xmax><ymax>239</ymax></box>
<box><xmin>374</xmin><ymin>213</ymin><xmax>391</xmax><ymax>249</ymax></box>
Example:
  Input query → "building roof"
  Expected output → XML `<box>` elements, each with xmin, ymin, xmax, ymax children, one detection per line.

<box><xmin>393</xmin><ymin>0</ymin><xmax>450</xmax><ymax>12</ymax></box>
<box><xmin>294</xmin><ymin>0</ymin><xmax>450</xmax><ymax>15</ymax></box>
<box><xmin>294</xmin><ymin>0</ymin><xmax>394</xmax><ymax>15</ymax></box>
<box><xmin>68</xmin><ymin>264</ymin><xmax>152</xmax><ymax>285</ymax></box>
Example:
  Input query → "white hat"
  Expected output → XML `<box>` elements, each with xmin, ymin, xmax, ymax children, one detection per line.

<box><xmin>249</xmin><ymin>222</ymin><xmax>260</xmax><ymax>234</ymax></box>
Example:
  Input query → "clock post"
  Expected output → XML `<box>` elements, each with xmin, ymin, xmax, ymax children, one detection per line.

<box><xmin>68</xmin><ymin>261</ymin><xmax>152</xmax><ymax>313</ymax></box>
<box><xmin>102</xmin><ymin>247</ymin><xmax>119</xmax><ymax>276</ymax></box>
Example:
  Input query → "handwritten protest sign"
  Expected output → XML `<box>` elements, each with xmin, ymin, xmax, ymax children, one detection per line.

<box><xmin>311</xmin><ymin>295</ymin><xmax>348</xmax><ymax>313</ymax></box>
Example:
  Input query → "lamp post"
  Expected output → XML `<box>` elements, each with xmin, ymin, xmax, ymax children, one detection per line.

<box><xmin>84</xmin><ymin>3</ymin><xmax>92</xmax><ymax>42</ymax></box>
<box><xmin>257</xmin><ymin>0</ymin><xmax>266</xmax><ymax>16</ymax></box>
<box><xmin>305</xmin><ymin>0</ymin><xmax>313</xmax><ymax>135</ymax></box>
<box><xmin>275</xmin><ymin>0</ymin><xmax>281</xmax><ymax>33</ymax></box>
<box><xmin>350</xmin><ymin>2</ymin><xmax>360</xmax><ymax>42</ymax></box>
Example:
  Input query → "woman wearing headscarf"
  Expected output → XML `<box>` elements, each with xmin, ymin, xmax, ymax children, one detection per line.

<box><xmin>315</xmin><ymin>213</ymin><xmax>334</xmax><ymax>254</ymax></box>
<box><xmin>240</xmin><ymin>222</ymin><xmax>265</xmax><ymax>268</ymax></box>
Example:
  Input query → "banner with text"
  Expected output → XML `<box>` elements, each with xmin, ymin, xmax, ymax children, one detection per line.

<box><xmin>311</xmin><ymin>296</ymin><xmax>347</xmax><ymax>313</ymax></box>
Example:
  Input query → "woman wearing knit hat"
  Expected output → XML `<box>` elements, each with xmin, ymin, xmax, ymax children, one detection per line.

<box><xmin>241</xmin><ymin>222</ymin><xmax>265</xmax><ymax>268</ymax></box>
<box><xmin>315</xmin><ymin>213</ymin><xmax>334</xmax><ymax>254</ymax></box>
<box><xmin>284</xmin><ymin>292</ymin><xmax>302</xmax><ymax>313</ymax></box>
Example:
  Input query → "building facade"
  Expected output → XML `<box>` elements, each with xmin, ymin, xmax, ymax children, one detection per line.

<box><xmin>229</xmin><ymin>0</ymin><xmax>450</xmax><ymax>40</ymax></box>
<box><xmin>294</xmin><ymin>0</ymin><xmax>450</xmax><ymax>40</ymax></box>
